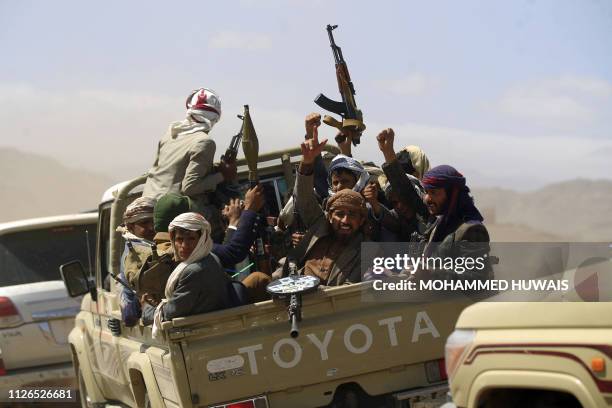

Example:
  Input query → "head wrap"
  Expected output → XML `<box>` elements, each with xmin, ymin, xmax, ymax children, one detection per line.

<box><xmin>170</xmin><ymin>88</ymin><xmax>221</xmax><ymax>138</ymax></box>
<box><xmin>328</xmin><ymin>155</ymin><xmax>370</xmax><ymax>195</ymax></box>
<box><xmin>422</xmin><ymin>165</ymin><xmax>483</xmax><ymax>242</ymax></box>
<box><xmin>396</xmin><ymin>145</ymin><xmax>430</xmax><ymax>180</ymax></box>
<box><xmin>123</xmin><ymin>196</ymin><xmax>156</xmax><ymax>224</ymax></box>
<box><xmin>383</xmin><ymin>173</ymin><xmax>425</xmax><ymax>201</ymax></box>
<box><xmin>326</xmin><ymin>189</ymin><xmax>367</xmax><ymax>217</ymax></box>
<box><xmin>152</xmin><ymin>212</ymin><xmax>213</xmax><ymax>338</ymax></box>
<box><xmin>154</xmin><ymin>193</ymin><xmax>192</xmax><ymax>233</ymax></box>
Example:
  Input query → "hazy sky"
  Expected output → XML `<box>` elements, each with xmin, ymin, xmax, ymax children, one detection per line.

<box><xmin>1</xmin><ymin>0</ymin><xmax>611</xmax><ymax>190</ymax></box>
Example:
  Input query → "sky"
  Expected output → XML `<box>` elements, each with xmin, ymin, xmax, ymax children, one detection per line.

<box><xmin>0</xmin><ymin>0</ymin><xmax>611</xmax><ymax>190</ymax></box>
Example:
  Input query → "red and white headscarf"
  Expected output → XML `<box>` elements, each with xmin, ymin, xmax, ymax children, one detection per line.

<box><xmin>170</xmin><ymin>88</ymin><xmax>222</xmax><ymax>138</ymax></box>
<box><xmin>152</xmin><ymin>212</ymin><xmax>213</xmax><ymax>338</ymax></box>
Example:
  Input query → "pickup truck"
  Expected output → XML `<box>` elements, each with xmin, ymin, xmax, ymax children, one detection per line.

<box><xmin>444</xmin><ymin>254</ymin><xmax>612</xmax><ymax>408</ymax></box>
<box><xmin>0</xmin><ymin>213</ymin><xmax>97</xmax><ymax>401</ymax></box>
<box><xmin>62</xmin><ymin>148</ymin><xmax>472</xmax><ymax>408</ymax></box>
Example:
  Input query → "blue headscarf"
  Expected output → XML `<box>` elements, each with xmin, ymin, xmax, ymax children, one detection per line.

<box><xmin>327</xmin><ymin>155</ymin><xmax>370</xmax><ymax>196</ymax></box>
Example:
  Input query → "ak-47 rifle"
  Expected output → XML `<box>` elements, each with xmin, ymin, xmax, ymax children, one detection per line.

<box><xmin>241</xmin><ymin>105</ymin><xmax>272</xmax><ymax>274</ymax></box>
<box><xmin>214</xmin><ymin>113</ymin><xmax>245</xmax><ymax>206</ymax></box>
<box><xmin>314</xmin><ymin>24</ymin><xmax>365</xmax><ymax>146</ymax></box>
<box><xmin>220</xmin><ymin>113</ymin><xmax>245</xmax><ymax>163</ymax></box>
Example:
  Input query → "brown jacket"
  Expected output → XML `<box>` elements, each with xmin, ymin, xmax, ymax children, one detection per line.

<box><xmin>289</xmin><ymin>167</ymin><xmax>363</xmax><ymax>286</ymax></box>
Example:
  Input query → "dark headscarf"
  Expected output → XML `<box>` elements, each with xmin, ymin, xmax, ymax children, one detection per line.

<box><xmin>422</xmin><ymin>165</ymin><xmax>483</xmax><ymax>241</ymax></box>
<box><xmin>154</xmin><ymin>193</ymin><xmax>192</xmax><ymax>233</ymax></box>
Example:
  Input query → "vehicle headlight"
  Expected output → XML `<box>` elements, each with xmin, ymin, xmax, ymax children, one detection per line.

<box><xmin>445</xmin><ymin>329</ymin><xmax>476</xmax><ymax>384</ymax></box>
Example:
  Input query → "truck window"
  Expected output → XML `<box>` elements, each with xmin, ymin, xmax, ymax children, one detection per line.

<box><xmin>0</xmin><ymin>223</ymin><xmax>96</xmax><ymax>287</ymax></box>
<box><xmin>238</xmin><ymin>176</ymin><xmax>289</xmax><ymax>217</ymax></box>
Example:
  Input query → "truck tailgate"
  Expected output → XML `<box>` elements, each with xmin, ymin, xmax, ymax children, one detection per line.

<box><xmin>166</xmin><ymin>284</ymin><xmax>471</xmax><ymax>407</ymax></box>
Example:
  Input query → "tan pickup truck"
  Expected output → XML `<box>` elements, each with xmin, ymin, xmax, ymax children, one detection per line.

<box><xmin>444</xmin><ymin>256</ymin><xmax>612</xmax><ymax>408</ymax></box>
<box><xmin>61</xmin><ymin>148</ymin><xmax>471</xmax><ymax>408</ymax></box>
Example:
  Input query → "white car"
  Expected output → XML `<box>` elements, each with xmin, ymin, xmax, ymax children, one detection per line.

<box><xmin>0</xmin><ymin>213</ymin><xmax>97</xmax><ymax>398</ymax></box>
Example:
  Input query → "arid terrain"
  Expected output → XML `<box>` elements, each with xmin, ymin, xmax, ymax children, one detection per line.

<box><xmin>1</xmin><ymin>147</ymin><xmax>610</xmax><ymax>242</ymax></box>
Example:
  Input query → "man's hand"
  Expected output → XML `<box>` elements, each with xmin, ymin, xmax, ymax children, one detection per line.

<box><xmin>301</xmin><ymin>123</ymin><xmax>328</xmax><ymax>165</ymax></box>
<box><xmin>362</xmin><ymin>182</ymin><xmax>381</xmax><ymax>216</ymax></box>
<box><xmin>376</xmin><ymin>128</ymin><xmax>396</xmax><ymax>164</ymax></box>
<box><xmin>244</xmin><ymin>184</ymin><xmax>265</xmax><ymax>212</ymax></box>
<box><xmin>140</xmin><ymin>292</ymin><xmax>161</xmax><ymax>307</ymax></box>
<box><xmin>291</xmin><ymin>232</ymin><xmax>305</xmax><ymax>248</ymax></box>
<box><xmin>219</xmin><ymin>159</ymin><xmax>238</xmax><ymax>181</ymax></box>
<box><xmin>305</xmin><ymin>113</ymin><xmax>322</xmax><ymax>140</ymax></box>
<box><xmin>336</xmin><ymin>129</ymin><xmax>355</xmax><ymax>156</ymax></box>
<box><xmin>222</xmin><ymin>198</ymin><xmax>243</xmax><ymax>227</ymax></box>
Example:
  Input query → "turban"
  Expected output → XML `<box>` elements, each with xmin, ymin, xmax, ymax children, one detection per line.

<box><xmin>396</xmin><ymin>145</ymin><xmax>430</xmax><ymax>180</ymax></box>
<box><xmin>123</xmin><ymin>197</ymin><xmax>156</xmax><ymax>224</ymax></box>
<box><xmin>328</xmin><ymin>155</ymin><xmax>370</xmax><ymax>195</ymax></box>
<box><xmin>422</xmin><ymin>165</ymin><xmax>466</xmax><ymax>190</ymax></box>
<box><xmin>422</xmin><ymin>165</ymin><xmax>483</xmax><ymax>242</ymax></box>
<box><xmin>170</xmin><ymin>88</ymin><xmax>221</xmax><ymax>137</ymax></box>
<box><xmin>326</xmin><ymin>189</ymin><xmax>367</xmax><ymax>217</ymax></box>
<box><xmin>154</xmin><ymin>193</ymin><xmax>192</xmax><ymax>233</ymax></box>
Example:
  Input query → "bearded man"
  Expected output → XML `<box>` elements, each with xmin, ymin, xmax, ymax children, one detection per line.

<box><xmin>274</xmin><ymin>124</ymin><xmax>367</xmax><ymax>286</ymax></box>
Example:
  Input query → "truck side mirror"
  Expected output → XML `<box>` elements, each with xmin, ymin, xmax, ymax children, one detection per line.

<box><xmin>60</xmin><ymin>260</ymin><xmax>96</xmax><ymax>299</ymax></box>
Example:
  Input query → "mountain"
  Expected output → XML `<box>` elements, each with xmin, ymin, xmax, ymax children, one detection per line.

<box><xmin>473</xmin><ymin>179</ymin><xmax>612</xmax><ymax>242</ymax></box>
<box><xmin>1</xmin><ymin>148</ymin><xmax>609</xmax><ymax>241</ymax></box>
<box><xmin>0</xmin><ymin>147</ymin><xmax>116</xmax><ymax>223</ymax></box>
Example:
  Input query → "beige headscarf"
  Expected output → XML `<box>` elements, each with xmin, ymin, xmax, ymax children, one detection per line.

<box><xmin>152</xmin><ymin>212</ymin><xmax>213</xmax><ymax>338</ymax></box>
<box><xmin>116</xmin><ymin>196</ymin><xmax>156</xmax><ymax>241</ymax></box>
<box><xmin>401</xmin><ymin>145</ymin><xmax>430</xmax><ymax>180</ymax></box>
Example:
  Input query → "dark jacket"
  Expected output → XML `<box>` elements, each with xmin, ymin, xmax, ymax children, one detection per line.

<box><xmin>142</xmin><ymin>254</ymin><xmax>234</xmax><ymax>324</ymax></box>
<box><xmin>422</xmin><ymin>219</ymin><xmax>492</xmax><ymax>282</ymax></box>
<box><xmin>212</xmin><ymin>209</ymin><xmax>259</xmax><ymax>268</ymax></box>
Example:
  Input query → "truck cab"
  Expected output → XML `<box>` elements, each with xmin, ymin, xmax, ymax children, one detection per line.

<box><xmin>63</xmin><ymin>148</ymin><xmax>470</xmax><ymax>408</ymax></box>
<box><xmin>444</xmin><ymin>256</ymin><xmax>612</xmax><ymax>408</ymax></box>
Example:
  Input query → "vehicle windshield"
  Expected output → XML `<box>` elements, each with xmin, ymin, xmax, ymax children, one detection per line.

<box><xmin>0</xmin><ymin>223</ymin><xmax>96</xmax><ymax>287</ymax></box>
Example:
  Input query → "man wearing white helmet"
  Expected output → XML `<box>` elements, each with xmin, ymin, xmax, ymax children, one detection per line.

<box><xmin>143</xmin><ymin>88</ymin><xmax>236</xmax><ymax>242</ymax></box>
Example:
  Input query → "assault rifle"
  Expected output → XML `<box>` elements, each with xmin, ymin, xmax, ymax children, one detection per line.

<box><xmin>314</xmin><ymin>24</ymin><xmax>365</xmax><ymax>146</ymax></box>
<box><xmin>214</xmin><ymin>112</ymin><xmax>246</xmax><ymax>206</ymax></box>
<box><xmin>220</xmin><ymin>113</ymin><xmax>245</xmax><ymax>163</ymax></box>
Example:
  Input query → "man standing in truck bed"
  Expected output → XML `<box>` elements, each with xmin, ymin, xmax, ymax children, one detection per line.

<box><xmin>142</xmin><ymin>87</ymin><xmax>236</xmax><ymax>242</ymax></box>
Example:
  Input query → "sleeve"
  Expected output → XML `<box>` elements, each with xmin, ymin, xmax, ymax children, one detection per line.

<box><xmin>428</xmin><ymin>224</ymin><xmax>492</xmax><ymax>282</ymax></box>
<box><xmin>382</xmin><ymin>160</ymin><xmax>428</xmax><ymax>217</ymax></box>
<box><xmin>141</xmin><ymin>303</ymin><xmax>155</xmax><ymax>326</ymax></box>
<box><xmin>161</xmin><ymin>269</ymin><xmax>202</xmax><ymax>320</ymax></box>
<box><xmin>181</xmin><ymin>138</ymin><xmax>224</xmax><ymax>196</ymax></box>
<box><xmin>295</xmin><ymin>166</ymin><xmax>325</xmax><ymax>228</ymax></box>
<box><xmin>313</xmin><ymin>154</ymin><xmax>330</xmax><ymax>199</ymax></box>
<box><xmin>212</xmin><ymin>210</ymin><xmax>259</xmax><ymax>268</ymax></box>
<box><xmin>222</xmin><ymin>226</ymin><xmax>236</xmax><ymax>244</ymax></box>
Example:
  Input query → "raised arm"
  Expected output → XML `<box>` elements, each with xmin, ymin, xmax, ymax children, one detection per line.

<box><xmin>296</xmin><ymin>114</ymin><xmax>328</xmax><ymax>227</ymax></box>
<box><xmin>377</xmin><ymin>129</ymin><xmax>428</xmax><ymax>217</ymax></box>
